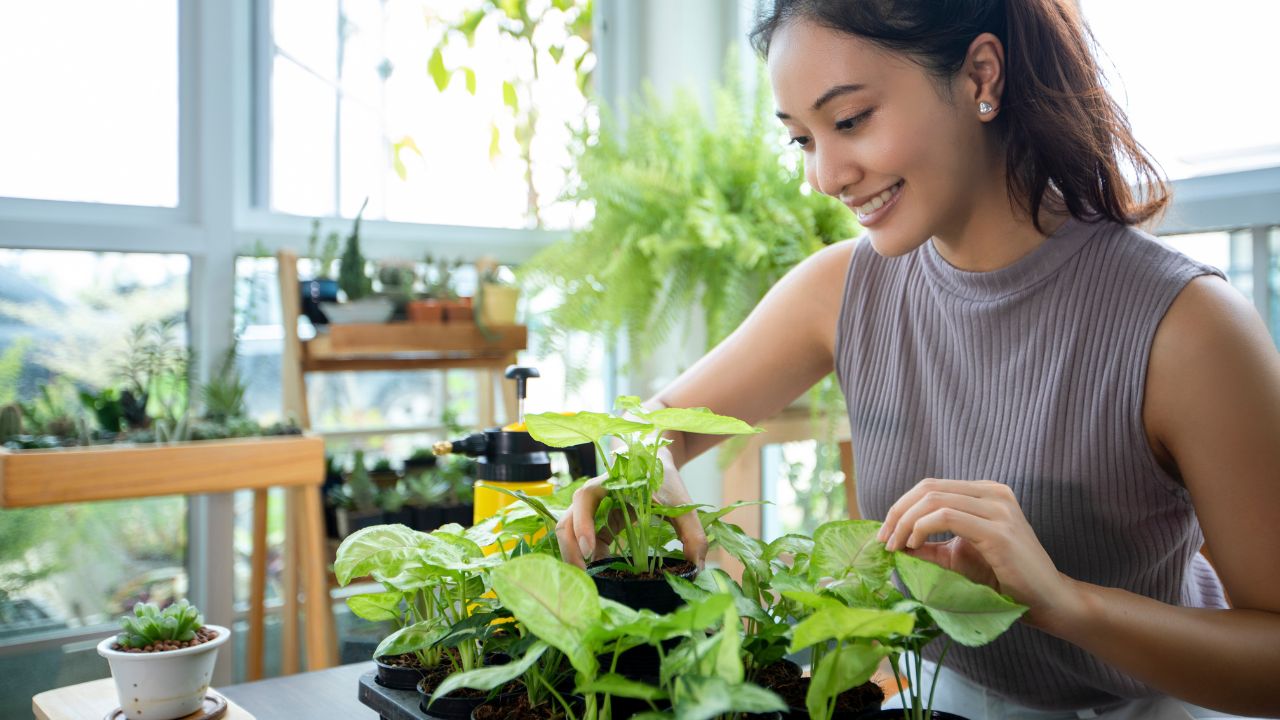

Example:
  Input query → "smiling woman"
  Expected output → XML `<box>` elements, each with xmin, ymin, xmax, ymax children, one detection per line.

<box><xmin>554</xmin><ymin>1</ymin><xmax>1280</xmax><ymax>718</ymax></box>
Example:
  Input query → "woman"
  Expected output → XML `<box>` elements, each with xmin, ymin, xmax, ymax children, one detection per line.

<box><xmin>555</xmin><ymin>1</ymin><xmax>1280</xmax><ymax>718</ymax></box>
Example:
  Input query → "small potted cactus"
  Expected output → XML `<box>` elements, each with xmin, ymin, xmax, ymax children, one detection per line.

<box><xmin>96</xmin><ymin>599</ymin><xmax>231</xmax><ymax>720</ymax></box>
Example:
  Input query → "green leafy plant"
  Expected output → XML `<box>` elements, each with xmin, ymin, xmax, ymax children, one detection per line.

<box><xmin>199</xmin><ymin>347</ymin><xmax>248</xmax><ymax>424</ymax></box>
<box><xmin>336</xmin><ymin>524</ymin><xmax>505</xmax><ymax>683</ymax></box>
<box><xmin>520</xmin><ymin>60</ymin><xmax>857</xmax><ymax>381</ymax></box>
<box><xmin>524</xmin><ymin>397</ymin><xmax>762</xmax><ymax>575</ymax></box>
<box><xmin>785</xmin><ymin>520</ymin><xmax>1028</xmax><ymax>720</ymax></box>
<box><xmin>115</xmin><ymin>599</ymin><xmax>204</xmax><ymax>649</ymax></box>
<box><xmin>338</xmin><ymin>199</ymin><xmax>373</xmax><ymax>302</ymax></box>
<box><xmin>332</xmin><ymin>451</ymin><xmax>381</xmax><ymax>513</ymax></box>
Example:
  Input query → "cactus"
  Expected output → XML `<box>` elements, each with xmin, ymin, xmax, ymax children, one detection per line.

<box><xmin>0</xmin><ymin>403</ymin><xmax>22</xmax><ymax>439</ymax></box>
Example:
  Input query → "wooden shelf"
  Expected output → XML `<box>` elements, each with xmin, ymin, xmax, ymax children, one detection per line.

<box><xmin>301</xmin><ymin>323</ymin><xmax>527</xmax><ymax>372</ymax></box>
<box><xmin>0</xmin><ymin>435</ymin><xmax>324</xmax><ymax>508</ymax></box>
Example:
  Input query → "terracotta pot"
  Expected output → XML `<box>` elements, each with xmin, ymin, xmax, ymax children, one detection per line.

<box><xmin>407</xmin><ymin>299</ymin><xmax>444</xmax><ymax>323</ymax></box>
<box><xmin>443</xmin><ymin>297</ymin><xmax>474</xmax><ymax>324</ymax></box>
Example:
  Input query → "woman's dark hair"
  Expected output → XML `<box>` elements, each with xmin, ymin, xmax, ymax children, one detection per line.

<box><xmin>750</xmin><ymin>0</ymin><xmax>1168</xmax><ymax>232</ymax></box>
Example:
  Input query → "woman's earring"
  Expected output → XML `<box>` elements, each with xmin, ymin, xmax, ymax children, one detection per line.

<box><xmin>979</xmin><ymin>101</ymin><xmax>995</xmax><ymax>115</ymax></box>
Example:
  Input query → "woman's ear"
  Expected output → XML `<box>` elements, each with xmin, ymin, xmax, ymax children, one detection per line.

<box><xmin>965</xmin><ymin>31</ymin><xmax>1005</xmax><ymax>121</ymax></box>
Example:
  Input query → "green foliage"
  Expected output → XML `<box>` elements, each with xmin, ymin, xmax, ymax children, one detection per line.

<box><xmin>78</xmin><ymin>388</ymin><xmax>125</xmax><ymax>433</ymax></box>
<box><xmin>0</xmin><ymin>337</ymin><xmax>30</xmax><ymax>405</ymax></box>
<box><xmin>338</xmin><ymin>200</ymin><xmax>373</xmax><ymax>302</ymax></box>
<box><xmin>0</xmin><ymin>403</ymin><xmax>23</xmax><ymax>440</ymax></box>
<box><xmin>114</xmin><ymin>318</ymin><xmax>192</xmax><ymax>428</ymax></box>
<box><xmin>115</xmin><ymin>599</ymin><xmax>204</xmax><ymax>649</ymax></box>
<box><xmin>337</xmin><ymin>451</ymin><xmax>381</xmax><ymax>513</ymax></box>
<box><xmin>335</xmin><ymin>523</ymin><xmax>502</xmax><ymax>673</ymax></box>
<box><xmin>521</xmin><ymin>60</ymin><xmax>858</xmax><ymax>380</ymax></box>
<box><xmin>525</xmin><ymin>398</ymin><xmax>760</xmax><ymax>573</ymax></box>
<box><xmin>427</xmin><ymin>0</ymin><xmax>595</xmax><ymax>226</ymax></box>
<box><xmin>0</xmin><ymin>506</ymin><xmax>60</xmax><ymax>605</ymax></box>
<box><xmin>199</xmin><ymin>346</ymin><xmax>248</xmax><ymax>424</ymax></box>
<box><xmin>784</xmin><ymin>519</ymin><xmax>1029</xmax><ymax>720</ymax></box>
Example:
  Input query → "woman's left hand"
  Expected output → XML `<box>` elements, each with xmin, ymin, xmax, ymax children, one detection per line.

<box><xmin>875</xmin><ymin>478</ymin><xmax>1083</xmax><ymax>630</ymax></box>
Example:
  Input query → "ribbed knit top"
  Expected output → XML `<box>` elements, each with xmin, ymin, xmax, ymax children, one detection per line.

<box><xmin>834</xmin><ymin>216</ymin><xmax>1230</xmax><ymax>710</ymax></box>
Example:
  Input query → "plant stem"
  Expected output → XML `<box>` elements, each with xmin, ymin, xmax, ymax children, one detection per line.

<box><xmin>925</xmin><ymin>638</ymin><xmax>953</xmax><ymax>720</ymax></box>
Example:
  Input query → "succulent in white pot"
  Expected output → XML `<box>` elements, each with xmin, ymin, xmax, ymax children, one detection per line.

<box><xmin>96</xmin><ymin>600</ymin><xmax>231</xmax><ymax>720</ymax></box>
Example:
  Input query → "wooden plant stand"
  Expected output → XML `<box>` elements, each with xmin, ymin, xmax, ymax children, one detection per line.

<box><xmin>0</xmin><ymin>433</ymin><xmax>335</xmax><ymax>677</ymax></box>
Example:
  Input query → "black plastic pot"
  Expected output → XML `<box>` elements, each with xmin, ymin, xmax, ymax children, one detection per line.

<box><xmin>419</xmin><ymin>683</ymin><xmax>521</xmax><ymax>720</ymax></box>
<box><xmin>588</xmin><ymin>556</ymin><xmax>697</xmax><ymax>678</ymax></box>
<box><xmin>375</xmin><ymin>655</ymin><xmax>428</xmax><ymax>691</ymax></box>
<box><xmin>587</xmin><ymin>556</ymin><xmax>697</xmax><ymax>614</ymax></box>
<box><xmin>763</xmin><ymin>670</ymin><xmax>881</xmax><ymax>719</ymax></box>
<box><xmin>855</xmin><ymin>707</ymin><xmax>962</xmax><ymax>712</ymax></box>
<box><xmin>337</xmin><ymin>507</ymin><xmax>384</xmax><ymax>538</ymax></box>
<box><xmin>443</xmin><ymin>503</ymin><xmax>475</xmax><ymax>527</ymax></box>
<box><xmin>411</xmin><ymin>505</ymin><xmax>447</xmax><ymax>531</ymax></box>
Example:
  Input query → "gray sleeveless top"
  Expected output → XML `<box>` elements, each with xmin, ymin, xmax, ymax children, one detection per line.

<box><xmin>834</xmin><ymin>216</ymin><xmax>1230</xmax><ymax>710</ymax></box>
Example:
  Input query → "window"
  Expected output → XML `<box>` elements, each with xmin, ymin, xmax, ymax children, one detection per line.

<box><xmin>1081</xmin><ymin>1</ymin><xmax>1280</xmax><ymax>180</ymax></box>
<box><xmin>267</xmin><ymin>0</ymin><xmax>596</xmax><ymax>229</ymax></box>
<box><xmin>0</xmin><ymin>249</ymin><xmax>189</xmax><ymax>717</ymax></box>
<box><xmin>0</xmin><ymin>2</ymin><xmax>179</xmax><ymax>207</ymax></box>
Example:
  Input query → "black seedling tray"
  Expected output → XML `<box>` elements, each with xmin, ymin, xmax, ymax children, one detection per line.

<box><xmin>358</xmin><ymin>670</ymin><xmax>439</xmax><ymax>720</ymax></box>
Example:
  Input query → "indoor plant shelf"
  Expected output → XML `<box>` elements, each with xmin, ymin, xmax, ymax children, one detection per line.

<box><xmin>0</xmin><ymin>434</ymin><xmax>324</xmax><ymax>508</ymax></box>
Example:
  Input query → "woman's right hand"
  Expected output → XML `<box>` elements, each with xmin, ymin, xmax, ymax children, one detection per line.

<box><xmin>555</xmin><ymin>458</ymin><xmax>708</xmax><ymax>570</ymax></box>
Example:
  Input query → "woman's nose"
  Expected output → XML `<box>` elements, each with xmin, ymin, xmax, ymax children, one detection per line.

<box><xmin>810</xmin><ymin>144</ymin><xmax>860</xmax><ymax>198</ymax></box>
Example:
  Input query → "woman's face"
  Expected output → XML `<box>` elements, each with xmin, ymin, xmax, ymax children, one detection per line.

<box><xmin>768</xmin><ymin>18</ymin><xmax>996</xmax><ymax>256</ymax></box>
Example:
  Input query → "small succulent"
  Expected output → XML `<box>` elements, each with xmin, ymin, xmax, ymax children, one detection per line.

<box><xmin>116</xmin><ymin>600</ymin><xmax>204</xmax><ymax>649</ymax></box>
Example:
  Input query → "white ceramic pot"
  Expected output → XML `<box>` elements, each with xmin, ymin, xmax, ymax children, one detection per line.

<box><xmin>319</xmin><ymin>297</ymin><xmax>396</xmax><ymax>324</ymax></box>
<box><xmin>97</xmin><ymin>624</ymin><xmax>231</xmax><ymax>720</ymax></box>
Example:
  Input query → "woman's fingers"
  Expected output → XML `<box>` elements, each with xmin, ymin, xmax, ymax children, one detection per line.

<box><xmin>670</xmin><ymin>510</ymin><xmax>708</xmax><ymax>569</ymax></box>
<box><xmin>557</xmin><ymin>477</ymin><xmax>607</xmax><ymax>568</ymax></box>
<box><xmin>884</xmin><ymin>489</ymin><xmax>1003</xmax><ymax>552</ymax></box>
<box><xmin>877</xmin><ymin>478</ymin><xmax>1013</xmax><ymax>549</ymax></box>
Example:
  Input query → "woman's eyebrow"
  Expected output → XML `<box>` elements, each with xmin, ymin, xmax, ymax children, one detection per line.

<box><xmin>775</xmin><ymin>83</ymin><xmax>867</xmax><ymax>119</ymax></box>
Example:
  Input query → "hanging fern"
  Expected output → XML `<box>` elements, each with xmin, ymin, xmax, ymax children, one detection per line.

<box><xmin>521</xmin><ymin>62</ymin><xmax>859</xmax><ymax>380</ymax></box>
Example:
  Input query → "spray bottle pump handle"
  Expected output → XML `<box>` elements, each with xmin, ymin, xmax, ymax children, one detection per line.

<box><xmin>504</xmin><ymin>365</ymin><xmax>540</xmax><ymax>424</ymax></box>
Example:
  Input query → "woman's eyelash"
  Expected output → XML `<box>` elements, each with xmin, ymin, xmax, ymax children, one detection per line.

<box><xmin>836</xmin><ymin>109</ymin><xmax>875</xmax><ymax>131</ymax></box>
<box><xmin>787</xmin><ymin>109</ymin><xmax>875</xmax><ymax>148</ymax></box>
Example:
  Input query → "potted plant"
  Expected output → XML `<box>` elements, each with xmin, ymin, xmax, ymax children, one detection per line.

<box><xmin>405</xmin><ymin>468</ymin><xmax>450</xmax><ymax>531</ymax></box>
<box><xmin>406</xmin><ymin>253</ymin><xmax>446</xmax><ymax>324</ymax></box>
<box><xmin>335</xmin><ymin>523</ymin><xmax>510</xmax><ymax>717</ymax></box>
<box><xmin>673</xmin><ymin>513</ymin><xmax>885</xmax><ymax>719</ymax></box>
<box><xmin>333</xmin><ymin>451</ymin><xmax>385</xmax><ymax>538</ymax></box>
<box><xmin>376</xmin><ymin>260</ymin><xmax>418</xmax><ymax>321</ymax></box>
<box><xmin>96</xmin><ymin>600</ymin><xmax>230</xmax><ymax>720</ymax></box>
<box><xmin>368</xmin><ymin>456</ymin><xmax>402</xmax><ymax>490</ymax></box>
<box><xmin>783</xmin><ymin>520</ymin><xmax>1027</xmax><ymax>720</ymax></box>
<box><xmin>427</xmin><ymin>256</ymin><xmax>473</xmax><ymax>324</ymax></box>
<box><xmin>524</xmin><ymin>397</ymin><xmax>761</xmax><ymax>613</ymax></box>
<box><xmin>324</xmin><ymin>199</ymin><xmax>395</xmax><ymax>324</ymax></box>
<box><xmin>475</xmin><ymin>257</ymin><xmax>520</xmax><ymax>327</ymax></box>
<box><xmin>404</xmin><ymin>446</ymin><xmax>439</xmax><ymax>474</ymax></box>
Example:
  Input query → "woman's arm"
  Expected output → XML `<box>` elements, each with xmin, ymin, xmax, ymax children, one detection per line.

<box><xmin>1047</xmin><ymin>275</ymin><xmax>1280</xmax><ymax>715</ymax></box>
<box><xmin>556</xmin><ymin>240</ymin><xmax>856</xmax><ymax>566</ymax></box>
<box><xmin>878</xmin><ymin>276</ymin><xmax>1280</xmax><ymax>715</ymax></box>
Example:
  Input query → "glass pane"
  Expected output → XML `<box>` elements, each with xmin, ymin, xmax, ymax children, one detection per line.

<box><xmin>0</xmin><ymin>249</ymin><xmax>190</xmax><ymax>713</ymax></box>
<box><xmin>761</xmin><ymin>440</ymin><xmax>847</xmax><ymax>542</ymax></box>
<box><xmin>1081</xmin><ymin>1</ymin><xmax>1280</xmax><ymax>179</ymax></box>
<box><xmin>1271</xmin><ymin>227</ymin><xmax>1280</xmax><ymax>347</ymax></box>
<box><xmin>269</xmin><ymin>0</ymin><xmax>597</xmax><ymax>229</ymax></box>
<box><xmin>272</xmin><ymin>0</ymin><xmax>339</xmax><ymax>82</ymax></box>
<box><xmin>1160</xmin><ymin>231</ymin><xmax>1253</xmax><ymax>299</ymax></box>
<box><xmin>0</xmin><ymin>1</ymin><xmax>178</xmax><ymax>206</ymax></box>
<box><xmin>271</xmin><ymin>55</ymin><xmax>339</xmax><ymax>217</ymax></box>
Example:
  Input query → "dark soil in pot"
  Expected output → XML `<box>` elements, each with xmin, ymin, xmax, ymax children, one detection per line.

<box><xmin>588</xmin><ymin>556</ymin><xmax>697</xmax><ymax>679</ymax></box>
<box><xmin>755</xmin><ymin>664</ymin><xmax>882</xmax><ymax>720</ymax></box>
<box><xmin>415</xmin><ymin>653</ymin><xmax>520</xmax><ymax>719</ymax></box>
<box><xmin>375</xmin><ymin>653</ymin><xmax>428</xmax><ymax>690</ymax></box>
<box><xmin>471</xmin><ymin>692</ymin><xmax>584</xmax><ymax>720</ymax></box>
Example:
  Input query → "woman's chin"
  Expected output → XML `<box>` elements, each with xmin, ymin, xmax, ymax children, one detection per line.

<box><xmin>865</xmin><ymin>228</ymin><xmax>928</xmax><ymax>258</ymax></box>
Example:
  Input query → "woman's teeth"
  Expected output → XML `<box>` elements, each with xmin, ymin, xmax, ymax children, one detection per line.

<box><xmin>856</xmin><ymin>181</ymin><xmax>903</xmax><ymax>216</ymax></box>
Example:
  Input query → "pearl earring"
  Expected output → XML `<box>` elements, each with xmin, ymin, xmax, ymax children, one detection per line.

<box><xmin>979</xmin><ymin>101</ymin><xmax>994</xmax><ymax>115</ymax></box>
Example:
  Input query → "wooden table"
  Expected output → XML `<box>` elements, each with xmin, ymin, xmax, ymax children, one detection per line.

<box><xmin>218</xmin><ymin>661</ymin><xmax>378</xmax><ymax>718</ymax></box>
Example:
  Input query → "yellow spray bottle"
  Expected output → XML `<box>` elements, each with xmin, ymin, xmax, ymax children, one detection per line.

<box><xmin>432</xmin><ymin>365</ymin><xmax>597</xmax><ymax>531</ymax></box>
